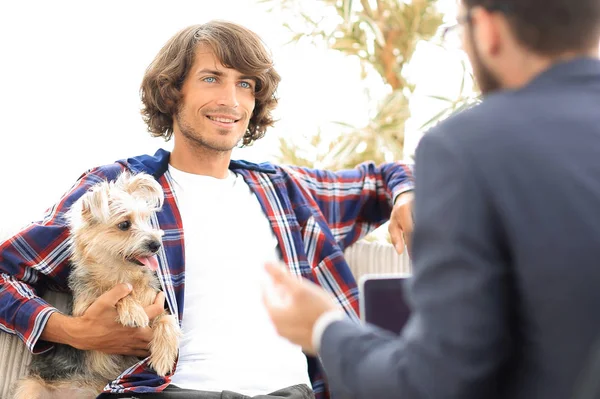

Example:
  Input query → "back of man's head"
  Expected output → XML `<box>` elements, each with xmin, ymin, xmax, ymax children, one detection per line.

<box><xmin>463</xmin><ymin>0</ymin><xmax>600</xmax><ymax>56</ymax></box>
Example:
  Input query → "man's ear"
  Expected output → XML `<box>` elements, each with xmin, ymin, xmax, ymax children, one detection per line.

<box><xmin>470</xmin><ymin>6</ymin><xmax>503</xmax><ymax>58</ymax></box>
<box><xmin>116</xmin><ymin>172</ymin><xmax>164</xmax><ymax>210</ymax></box>
<box><xmin>79</xmin><ymin>182</ymin><xmax>111</xmax><ymax>224</ymax></box>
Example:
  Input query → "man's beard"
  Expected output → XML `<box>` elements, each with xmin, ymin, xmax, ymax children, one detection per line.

<box><xmin>175</xmin><ymin>110</ymin><xmax>242</xmax><ymax>153</ymax></box>
<box><xmin>467</xmin><ymin>28</ymin><xmax>502</xmax><ymax>94</ymax></box>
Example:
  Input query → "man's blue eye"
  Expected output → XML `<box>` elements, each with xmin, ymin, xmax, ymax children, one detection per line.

<box><xmin>240</xmin><ymin>81</ymin><xmax>252</xmax><ymax>89</ymax></box>
<box><xmin>204</xmin><ymin>77</ymin><xmax>216</xmax><ymax>83</ymax></box>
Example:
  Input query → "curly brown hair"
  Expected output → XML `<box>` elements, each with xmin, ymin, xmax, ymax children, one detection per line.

<box><xmin>140</xmin><ymin>21</ymin><xmax>281</xmax><ymax>145</ymax></box>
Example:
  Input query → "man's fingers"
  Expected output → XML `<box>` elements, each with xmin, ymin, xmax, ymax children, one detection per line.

<box><xmin>397</xmin><ymin>206</ymin><xmax>413</xmax><ymax>254</ymax></box>
<box><xmin>118</xmin><ymin>346</ymin><xmax>150</xmax><ymax>358</ymax></box>
<box><xmin>265</xmin><ymin>262</ymin><xmax>292</xmax><ymax>285</ymax></box>
<box><xmin>388</xmin><ymin>221</ymin><xmax>405</xmax><ymax>254</ymax></box>
<box><xmin>131</xmin><ymin>349</ymin><xmax>151</xmax><ymax>358</ymax></box>
<box><xmin>131</xmin><ymin>327</ymin><xmax>153</xmax><ymax>345</ymax></box>
<box><xmin>404</xmin><ymin>229</ymin><xmax>413</xmax><ymax>255</ymax></box>
<box><xmin>153</xmin><ymin>291</ymin><xmax>165</xmax><ymax>306</ymax></box>
<box><xmin>398</xmin><ymin>207</ymin><xmax>414</xmax><ymax>234</ymax></box>
<box><xmin>98</xmin><ymin>283</ymin><xmax>133</xmax><ymax>307</ymax></box>
<box><xmin>391</xmin><ymin>191</ymin><xmax>414</xmax><ymax>255</ymax></box>
<box><xmin>145</xmin><ymin>292</ymin><xmax>166</xmax><ymax>320</ymax></box>
<box><xmin>262</xmin><ymin>289</ymin><xmax>289</xmax><ymax>338</ymax></box>
<box><xmin>262</xmin><ymin>290</ymin><xmax>278</xmax><ymax>312</ymax></box>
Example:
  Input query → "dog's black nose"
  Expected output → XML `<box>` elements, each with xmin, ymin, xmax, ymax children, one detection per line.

<box><xmin>146</xmin><ymin>240</ymin><xmax>162</xmax><ymax>253</ymax></box>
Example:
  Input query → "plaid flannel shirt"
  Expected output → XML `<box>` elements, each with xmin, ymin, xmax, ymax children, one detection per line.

<box><xmin>0</xmin><ymin>148</ymin><xmax>414</xmax><ymax>398</ymax></box>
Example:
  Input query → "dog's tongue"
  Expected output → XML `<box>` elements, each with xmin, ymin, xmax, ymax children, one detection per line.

<box><xmin>136</xmin><ymin>255</ymin><xmax>159</xmax><ymax>271</ymax></box>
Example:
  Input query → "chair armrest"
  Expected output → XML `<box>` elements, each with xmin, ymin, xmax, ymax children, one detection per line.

<box><xmin>343</xmin><ymin>240</ymin><xmax>412</xmax><ymax>283</ymax></box>
<box><xmin>0</xmin><ymin>290</ymin><xmax>71</xmax><ymax>398</ymax></box>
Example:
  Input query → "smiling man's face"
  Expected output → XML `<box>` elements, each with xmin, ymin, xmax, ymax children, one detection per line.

<box><xmin>173</xmin><ymin>44</ymin><xmax>257</xmax><ymax>153</ymax></box>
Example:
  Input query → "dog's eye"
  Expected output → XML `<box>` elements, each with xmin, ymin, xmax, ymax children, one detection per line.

<box><xmin>117</xmin><ymin>221</ymin><xmax>131</xmax><ymax>231</ymax></box>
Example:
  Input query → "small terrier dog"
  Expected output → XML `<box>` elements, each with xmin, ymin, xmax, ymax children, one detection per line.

<box><xmin>12</xmin><ymin>172</ymin><xmax>181</xmax><ymax>399</ymax></box>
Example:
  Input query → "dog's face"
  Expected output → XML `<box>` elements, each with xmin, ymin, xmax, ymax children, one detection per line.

<box><xmin>68</xmin><ymin>172</ymin><xmax>165</xmax><ymax>272</ymax></box>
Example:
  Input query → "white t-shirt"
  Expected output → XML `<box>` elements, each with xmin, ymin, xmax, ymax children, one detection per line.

<box><xmin>168</xmin><ymin>165</ymin><xmax>311</xmax><ymax>395</ymax></box>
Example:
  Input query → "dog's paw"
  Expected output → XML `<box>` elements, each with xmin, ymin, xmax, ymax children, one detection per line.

<box><xmin>116</xmin><ymin>301</ymin><xmax>149</xmax><ymax>328</ymax></box>
<box><xmin>149</xmin><ymin>349</ymin><xmax>175</xmax><ymax>377</ymax></box>
<box><xmin>149</xmin><ymin>314</ymin><xmax>181</xmax><ymax>376</ymax></box>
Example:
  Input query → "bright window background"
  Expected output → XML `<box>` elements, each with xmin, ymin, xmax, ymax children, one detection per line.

<box><xmin>0</xmin><ymin>0</ymin><xmax>466</xmax><ymax>229</ymax></box>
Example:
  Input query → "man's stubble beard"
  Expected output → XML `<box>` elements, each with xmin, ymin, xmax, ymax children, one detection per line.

<box><xmin>175</xmin><ymin>109</ymin><xmax>244</xmax><ymax>153</ymax></box>
<box><xmin>467</xmin><ymin>27</ymin><xmax>503</xmax><ymax>95</ymax></box>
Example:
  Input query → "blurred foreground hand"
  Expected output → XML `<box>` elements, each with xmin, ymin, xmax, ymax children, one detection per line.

<box><xmin>262</xmin><ymin>262</ymin><xmax>340</xmax><ymax>355</ymax></box>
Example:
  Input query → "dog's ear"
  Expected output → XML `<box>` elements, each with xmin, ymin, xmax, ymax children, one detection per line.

<box><xmin>79</xmin><ymin>182</ymin><xmax>111</xmax><ymax>224</ymax></box>
<box><xmin>116</xmin><ymin>172</ymin><xmax>164</xmax><ymax>210</ymax></box>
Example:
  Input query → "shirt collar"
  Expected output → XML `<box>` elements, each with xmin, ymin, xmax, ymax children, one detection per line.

<box><xmin>526</xmin><ymin>57</ymin><xmax>600</xmax><ymax>89</ymax></box>
<box><xmin>120</xmin><ymin>148</ymin><xmax>277</xmax><ymax>178</ymax></box>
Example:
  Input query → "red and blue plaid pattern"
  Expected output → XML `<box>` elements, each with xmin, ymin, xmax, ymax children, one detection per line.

<box><xmin>0</xmin><ymin>149</ymin><xmax>414</xmax><ymax>398</ymax></box>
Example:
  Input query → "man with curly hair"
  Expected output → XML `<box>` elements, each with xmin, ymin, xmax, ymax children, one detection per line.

<box><xmin>0</xmin><ymin>21</ymin><xmax>415</xmax><ymax>399</ymax></box>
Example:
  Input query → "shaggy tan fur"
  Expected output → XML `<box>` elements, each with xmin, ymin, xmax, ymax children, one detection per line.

<box><xmin>12</xmin><ymin>172</ymin><xmax>181</xmax><ymax>399</ymax></box>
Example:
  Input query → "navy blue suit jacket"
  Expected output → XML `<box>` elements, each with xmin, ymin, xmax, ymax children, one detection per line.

<box><xmin>320</xmin><ymin>58</ymin><xmax>600</xmax><ymax>399</ymax></box>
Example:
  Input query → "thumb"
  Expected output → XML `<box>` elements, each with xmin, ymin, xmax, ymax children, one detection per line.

<box><xmin>265</xmin><ymin>262</ymin><xmax>292</xmax><ymax>286</ymax></box>
<box><xmin>145</xmin><ymin>291</ymin><xmax>166</xmax><ymax>320</ymax></box>
<box><xmin>99</xmin><ymin>283</ymin><xmax>133</xmax><ymax>307</ymax></box>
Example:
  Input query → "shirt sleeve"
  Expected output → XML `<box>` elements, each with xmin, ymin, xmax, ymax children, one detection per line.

<box><xmin>281</xmin><ymin>161</ymin><xmax>414</xmax><ymax>249</ymax></box>
<box><xmin>312</xmin><ymin>308</ymin><xmax>347</xmax><ymax>353</ymax></box>
<box><xmin>0</xmin><ymin>164</ymin><xmax>125</xmax><ymax>353</ymax></box>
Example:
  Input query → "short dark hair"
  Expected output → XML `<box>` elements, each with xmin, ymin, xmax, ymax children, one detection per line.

<box><xmin>463</xmin><ymin>0</ymin><xmax>600</xmax><ymax>56</ymax></box>
<box><xmin>140</xmin><ymin>21</ymin><xmax>281</xmax><ymax>145</ymax></box>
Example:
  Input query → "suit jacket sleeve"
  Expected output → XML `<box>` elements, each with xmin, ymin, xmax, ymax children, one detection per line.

<box><xmin>318</xmin><ymin>129</ymin><xmax>513</xmax><ymax>399</ymax></box>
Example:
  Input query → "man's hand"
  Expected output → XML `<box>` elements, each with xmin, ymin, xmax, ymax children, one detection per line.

<box><xmin>42</xmin><ymin>284</ymin><xmax>166</xmax><ymax>358</ymax></box>
<box><xmin>389</xmin><ymin>191</ymin><xmax>414</xmax><ymax>255</ymax></box>
<box><xmin>262</xmin><ymin>262</ymin><xmax>339</xmax><ymax>356</ymax></box>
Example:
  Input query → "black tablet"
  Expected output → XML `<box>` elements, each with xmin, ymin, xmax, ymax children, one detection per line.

<box><xmin>359</xmin><ymin>274</ymin><xmax>412</xmax><ymax>335</ymax></box>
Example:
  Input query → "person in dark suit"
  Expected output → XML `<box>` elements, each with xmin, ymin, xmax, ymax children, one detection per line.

<box><xmin>262</xmin><ymin>0</ymin><xmax>600</xmax><ymax>398</ymax></box>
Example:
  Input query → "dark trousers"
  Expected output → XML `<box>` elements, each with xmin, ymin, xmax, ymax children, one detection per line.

<box><xmin>101</xmin><ymin>384</ymin><xmax>315</xmax><ymax>399</ymax></box>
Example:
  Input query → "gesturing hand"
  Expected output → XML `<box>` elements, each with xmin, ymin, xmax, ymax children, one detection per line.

<box><xmin>262</xmin><ymin>262</ymin><xmax>339</xmax><ymax>356</ymax></box>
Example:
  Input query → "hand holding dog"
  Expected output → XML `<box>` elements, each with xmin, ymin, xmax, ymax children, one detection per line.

<box><xmin>74</xmin><ymin>283</ymin><xmax>165</xmax><ymax>357</ymax></box>
<box><xmin>44</xmin><ymin>284</ymin><xmax>165</xmax><ymax>358</ymax></box>
<box><xmin>20</xmin><ymin>172</ymin><xmax>179</xmax><ymax>398</ymax></box>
